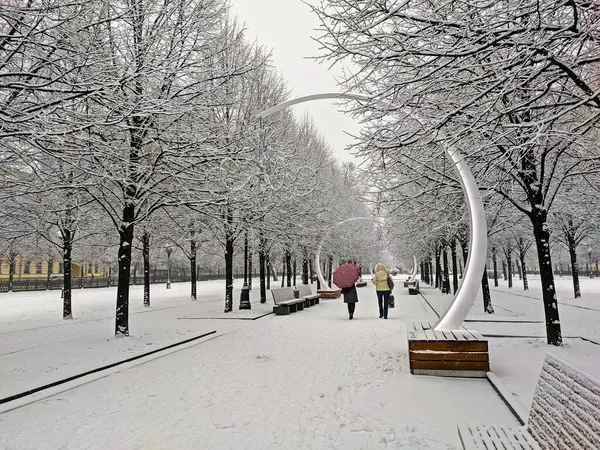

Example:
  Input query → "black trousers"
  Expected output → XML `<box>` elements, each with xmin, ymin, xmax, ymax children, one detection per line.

<box><xmin>347</xmin><ymin>303</ymin><xmax>356</xmax><ymax>315</ymax></box>
<box><xmin>377</xmin><ymin>290</ymin><xmax>390</xmax><ymax>318</ymax></box>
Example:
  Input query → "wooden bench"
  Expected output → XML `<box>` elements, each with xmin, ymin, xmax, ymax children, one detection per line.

<box><xmin>407</xmin><ymin>321</ymin><xmax>489</xmax><ymax>378</ymax></box>
<box><xmin>271</xmin><ymin>285</ymin><xmax>319</xmax><ymax>315</ymax></box>
<box><xmin>458</xmin><ymin>353</ymin><xmax>600</xmax><ymax>449</ymax></box>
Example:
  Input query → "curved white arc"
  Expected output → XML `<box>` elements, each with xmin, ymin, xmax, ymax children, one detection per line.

<box><xmin>314</xmin><ymin>241</ymin><xmax>329</xmax><ymax>290</ymax></box>
<box><xmin>257</xmin><ymin>93</ymin><xmax>488</xmax><ymax>330</ymax></box>
<box><xmin>257</xmin><ymin>92</ymin><xmax>371</xmax><ymax>119</ymax></box>
<box><xmin>434</xmin><ymin>148</ymin><xmax>487</xmax><ymax>331</ymax></box>
<box><xmin>314</xmin><ymin>217</ymin><xmax>376</xmax><ymax>291</ymax></box>
<box><xmin>408</xmin><ymin>255</ymin><xmax>417</xmax><ymax>281</ymax></box>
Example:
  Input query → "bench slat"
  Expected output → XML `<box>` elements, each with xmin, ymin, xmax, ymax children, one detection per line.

<box><xmin>410</xmin><ymin>351</ymin><xmax>489</xmax><ymax>362</ymax></box>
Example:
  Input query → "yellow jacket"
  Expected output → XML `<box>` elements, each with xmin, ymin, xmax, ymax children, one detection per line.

<box><xmin>372</xmin><ymin>263</ymin><xmax>391</xmax><ymax>291</ymax></box>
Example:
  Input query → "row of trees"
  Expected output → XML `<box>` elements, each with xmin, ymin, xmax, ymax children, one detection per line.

<box><xmin>313</xmin><ymin>0</ymin><xmax>600</xmax><ymax>345</ymax></box>
<box><xmin>0</xmin><ymin>1</ymin><xmax>385</xmax><ymax>336</ymax></box>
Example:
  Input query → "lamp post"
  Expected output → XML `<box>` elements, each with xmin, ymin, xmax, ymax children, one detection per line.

<box><xmin>165</xmin><ymin>244</ymin><xmax>172</xmax><ymax>289</ymax></box>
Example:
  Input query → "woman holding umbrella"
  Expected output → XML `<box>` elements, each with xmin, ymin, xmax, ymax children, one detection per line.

<box><xmin>333</xmin><ymin>263</ymin><xmax>360</xmax><ymax>320</ymax></box>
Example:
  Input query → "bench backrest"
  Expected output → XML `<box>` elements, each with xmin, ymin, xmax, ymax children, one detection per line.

<box><xmin>296</xmin><ymin>284</ymin><xmax>313</xmax><ymax>297</ymax></box>
<box><xmin>528</xmin><ymin>353</ymin><xmax>600</xmax><ymax>449</ymax></box>
<box><xmin>271</xmin><ymin>287</ymin><xmax>295</xmax><ymax>304</ymax></box>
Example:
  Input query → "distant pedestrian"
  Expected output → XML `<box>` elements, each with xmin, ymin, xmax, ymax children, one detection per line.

<box><xmin>341</xmin><ymin>284</ymin><xmax>358</xmax><ymax>320</ymax></box>
<box><xmin>372</xmin><ymin>263</ymin><xmax>392</xmax><ymax>319</ymax></box>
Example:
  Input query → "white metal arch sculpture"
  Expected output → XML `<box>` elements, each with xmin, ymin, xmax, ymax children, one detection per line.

<box><xmin>407</xmin><ymin>255</ymin><xmax>418</xmax><ymax>281</ymax></box>
<box><xmin>258</xmin><ymin>93</ymin><xmax>487</xmax><ymax>331</ymax></box>
<box><xmin>313</xmin><ymin>217</ymin><xmax>377</xmax><ymax>291</ymax></box>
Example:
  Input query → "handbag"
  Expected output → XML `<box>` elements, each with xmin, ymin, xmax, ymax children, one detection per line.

<box><xmin>389</xmin><ymin>294</ymin><xmax>395</xmax><ymax>308</ymax></box>
<box><xmin>387</xmin><ymin>275</ymin><xmax>395</xmax><ymax>290</ymax></box>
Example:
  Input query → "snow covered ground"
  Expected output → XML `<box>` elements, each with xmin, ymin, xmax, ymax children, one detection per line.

<box><xmin>0</xmin><ymin>274</ymin><xmax>599</xmax><ymax>449</ymax></box>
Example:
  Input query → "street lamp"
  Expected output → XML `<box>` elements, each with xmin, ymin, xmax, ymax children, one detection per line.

<box><xmin>165</xmin><ymin>244</ymin><xmax>172</xmax><ymax>289</ymax></box>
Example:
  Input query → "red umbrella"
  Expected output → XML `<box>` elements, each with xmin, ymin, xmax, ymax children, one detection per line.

<box><xmin>333</xmin><ymin>264</ymin><xmax>360</xmax><ymax>288</ymax></box>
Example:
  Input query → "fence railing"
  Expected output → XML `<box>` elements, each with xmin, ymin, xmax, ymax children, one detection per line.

<box><xmin>0</xmin><ymin>272</ymin><xmax>267</xmax><ymax>293</ymax></box>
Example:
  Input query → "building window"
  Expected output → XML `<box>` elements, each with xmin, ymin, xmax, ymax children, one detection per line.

<box><xmin>36</xmin><ymin>262</ymin><xmax>43</xmax><ymax>274</ymax></box>
<box><xmin>24</xmin><ymin>261</ymin><xmax>31</xmax><ymax>274</ymax></box>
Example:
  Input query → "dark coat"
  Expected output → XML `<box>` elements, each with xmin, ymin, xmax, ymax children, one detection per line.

<box><xmin>341</xmin><ymin>285</ymin><xmax>358</xmax><ymax>303</ymax></box>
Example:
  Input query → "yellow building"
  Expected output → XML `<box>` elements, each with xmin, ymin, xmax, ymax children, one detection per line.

<box><xmin>0</xmin><ymin>256</ymin><xmax>106</xmax><ymax>280</ymax></box>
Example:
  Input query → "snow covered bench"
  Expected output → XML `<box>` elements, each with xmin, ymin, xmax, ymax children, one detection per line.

<box><xmin>296</xmin><ymin>284</ymin><xmax>320</xmax><ymax>307</ymax></box>
<box><xmin>271</xmin><ymin>285</ymin><xmax>319</xmax><ymax>315</ymax></box>
<box><xmin>458</xmin><ymin>353</ymin><xmax>600</xmax><ymax>450</ymax></box>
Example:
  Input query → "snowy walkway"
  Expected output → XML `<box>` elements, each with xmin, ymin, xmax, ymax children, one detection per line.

<box><xmin>0</xmin><ymin>279</ymin><xmax>519</xmax><ymax>449</ymax></box>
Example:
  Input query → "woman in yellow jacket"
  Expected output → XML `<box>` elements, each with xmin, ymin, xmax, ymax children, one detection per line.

<box><xmin>372</xmin><ymin>263</ymin><xmax>392</xmax><ymax>319</ymax></box>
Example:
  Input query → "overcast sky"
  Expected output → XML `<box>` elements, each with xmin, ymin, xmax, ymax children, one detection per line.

<box><xmin>228</xmin><ymin>0</ymin><xmax>362</xmax><ymax>164</ymax></box>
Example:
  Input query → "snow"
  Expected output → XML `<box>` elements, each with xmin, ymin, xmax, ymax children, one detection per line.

<box><xmin>0</xmin><ymin>274</ymin><xmax>599</xmax><ymax>449</ymax></box>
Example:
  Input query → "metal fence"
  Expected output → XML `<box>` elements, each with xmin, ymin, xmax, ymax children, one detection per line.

<box><xmin>0</xmin><ymin>272</ymin><xmax>260</xmax><ymax>293</ymax></box>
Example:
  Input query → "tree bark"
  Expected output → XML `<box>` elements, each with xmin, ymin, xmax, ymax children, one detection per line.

<box><xmin>492</xmin><ymin>246</ymin><xmax>498</xmax><ymax>287</ymax></box>
<box><xmin>259</xmin><ymin>234</ymin><xmax>266</xmax><ymax>303</ymax></box>
<box><xmin>190</xmin><ymin>238</ymin><xmax>197</xmax><ymax>300</ymax></box>
<box><xmin>302</xmin><ymin>248</ymin><xmax>309</xmax><ymax>285</ymax></box>
<box><xmin>327</xmin><ymin>255</ymin><xmax>333</xmax><ymax>288</ymax></box>
<box><xmin>115</xmin><ymin>219</ymin><xmax>134</xmax><ymax>335</ymax></box>
<box><xmin>507</xmin><ymin>251</ymin><xmax>513</xmax><ymax>288</ymax></box>
<box><xmin>531</xmin><ymin>210</ymin><xmax>562</xmax><ymax>345</ymax></box>
<box><xmin>293</xmin><ymin>258</ymin><xmax>297</xmax><ymax>287</ymax></box>
<box><xmin>441</xmin><ymin>245</ymin><xmax>450</xmax><ymax>294</ymax></box>
<box><xmin>435</xmin><ymin>245</ymin><xmax>441</xmax><ymax>289</ymax></box>
<box><xmin>482</xmin><ymin>265</ymin><xmax>494</xmax><ymax>314</ymax></box>
<box><xmin>248</xmin><ymin>246</ymin><xmax>253</xmax><ymax>290</ymax></box>
<box><xmin>143</xmin><ymin>230</ymin><xmax>150</xmax><ymax>307</ymax></box>
<box><xmin>224</xmin><ymin>212</ymin><xmax>234</xmax><ymax>313</ymax></box>
<box><xmin>285</xmin><ymin>249</ymin><xmax>292</xmax><ymax>287</ymax></box>
<box><xmin>451</xmin><ymin>238</ymin><xmax>458</xmax><ymax>294</ymax></box>
<box><xmin>568</xmin><ymin>238</ymin><xmax>581</xmax><ymax>299</ymax></box>
<box><xmin>519</xmin><ymin>241</ymin><xmax>529</xmax><ymax>291</ymax></box>
<box><xmin>62</xmin><ymin>232</ymin><xmax>73</xmax><ymax>319</ymax></box>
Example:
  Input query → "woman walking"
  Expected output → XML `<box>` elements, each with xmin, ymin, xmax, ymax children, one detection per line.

<box><xmin>341</xmin><ymin>284</ymin><xmax>358</xmax><ymax>320</ymax></box>
<box><xmin>372</xmin><ymin>263</ymin><xmax>392</xmax><ymax>319</ymax></box>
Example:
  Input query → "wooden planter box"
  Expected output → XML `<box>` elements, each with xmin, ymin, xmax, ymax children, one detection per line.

<box><xmin>407</xmin><ymin>321</ymin><xmax>489</xmax><ymax>378</ymax></box>
<box><xmin>317</xmin><ymin>289</ymin><xmax>341</xmax><ymax>299</ymax></box>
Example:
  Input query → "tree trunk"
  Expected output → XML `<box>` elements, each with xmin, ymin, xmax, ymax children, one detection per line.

<box><xmin>8</xmin><ymin>253</ymin><xmax>15</xmax><ymax>292</ymax></box>
<box><xmin>328</xmin><ymin>255</ymin><xmax>333</xmax><ymax>288</ymax></box>
<box><xmin>293</xmin><ymin>258</ymin><xmax>297</xmax><ymax>287</ymax></box>
<box><xmin>482</xmin><ymin>265</ymin><xmax>494</xmax><ymax>314</ymax></box>
<box><xmin>532</xmin><ymin>211</ymin><xmax>562</xmax><ymax>345</ymax></box>
<box><xmin>502</xmin><ymin>261</ymin><xmax>507</xmax><ymax>281</ymax></box>
<box><xmin>507</xmin><ymin>252</ymin><xmax>513</xmax><ymax>288</ymax></box>
<box><xmin>46</xmin><ymin>257</ymin><xmax>53</xmax><ymax>290</ymax></box>
<box><xmin>308</xmin><ymin>257</ymin><xmax>314</xmax><ymax>284</ymax></box>
<box><xmin>302</xmin><ymin>248</ymin><xmax>309</xmax><ymax>285</ymax></box>
<box><xmin>435</xmin><ymin>245</ymin><xmax>441</xmax><ymax>289</ymax></box>
<box><xmin>285</xmin><ymin>249</ymin><xmax>292</xmax><ymax>287</ymax></box>
<box><xmin>281</xmin><ymin>261</ymin><xmax>285</xmax><ymax>288</ymax></box>
<box><xmin>143</xmin><ymin>231</ymin><xmax>150</xmax><ymax>307</ymax></box>
<box><xmin>190</xmin><ymin>238</ymin><xmax>197</xmax><ymax>300</ymax></box>
<box><xmin>492</xmin><ymin>247</ymin><xmax>498</xmax><ymax>287</ymax></box>
<box><xmin>451</xmin><ymin>238</ymin><xmax>458</xmax><ymax>294</ymax></box>
<box><xmin>520</xmin><ymin>248</ymin><xmax>529</xmax><ymax>291</ymax></box>
<box><xmin>442</xmin><ymin>245</ymin><xmax>450</xmax><ymax>294</ymax></box>
<box><xmin>224</xmin><ymin>212</ymin><xmax>234</xmax><ymax>313</ymax></box>
<box><xmin>63</xmin><ymin>233</ymin><xmax>73</xmax><ymax>319</ymax></box>
<box><xmin>568</xmin><ymin>239</ymin><xmax>581</xmax><ymax>299</ymax></box>
<box><xmin>248</xmin><ymin>247</ymin><xmax>253</xmax><ymax>290</ymax></box>
<box><xmin>266</xmin><ymin>252</ymin><xmax>272</xmax><ymax>288</ymax></box>
<box><xmin>115</xmin><ymin>219</ymin><xmax>134</xmax><ymax>336</ymax></box>
<box><xmin>259</xmin><ymin>235</ymin><xmax>266</xmax><ymax>303</ymax></box>
<box><xmin>243</xmin><ymin>231</ymin><xmax>248</xmax><ymax>285</ymax></box>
